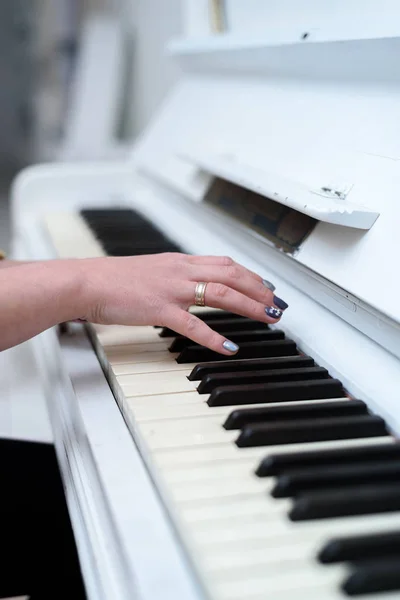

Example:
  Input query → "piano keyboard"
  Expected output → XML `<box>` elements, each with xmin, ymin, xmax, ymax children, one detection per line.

<box><xmin>44</xmin><ymin>208</ymin><xmax>400</xmax><ymax>600</ymax></box>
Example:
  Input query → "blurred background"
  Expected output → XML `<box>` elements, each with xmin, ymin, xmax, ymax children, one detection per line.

<box><xmin>0</xmin><ymin>0</ymin><xmax>183</xmax><ymax>252</ymax></box>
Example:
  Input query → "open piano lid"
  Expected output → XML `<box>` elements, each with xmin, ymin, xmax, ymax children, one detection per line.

<box><xmin>133</xmin><ymin>3</ymin><xmax>400</xmax><ymax>343</ymax></box>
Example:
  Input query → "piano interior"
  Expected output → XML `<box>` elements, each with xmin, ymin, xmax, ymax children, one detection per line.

<box><xmin>6</xmin><ymin>1</ymin><xmax>400</xmax><ymax>599</ymax></box>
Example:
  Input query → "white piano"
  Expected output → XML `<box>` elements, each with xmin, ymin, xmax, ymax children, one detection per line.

<box><xmin>9</xmin><ymin>1</ymin><xmax>400</xmax><ymax>599</ymax></box>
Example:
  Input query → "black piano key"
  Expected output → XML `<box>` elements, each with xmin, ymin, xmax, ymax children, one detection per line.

<box><xmin>170</xmin><ymin>329</ymin><xmax>284</xmax><ymax>353</ymax></box>
<box><xmin>101</xmin><ymin>237</ymin><xmax>167</xmax><ymax>247</ymax></box>
<box><xmin>207</xmin><ymin>378</ymin><xmax>343</xmax><ymax>407</ymax></box>
<box><xmin>81</xmin><ymin>211</ymin><xmax>150</xmax><ymax>230</ymax></box>
<box><xmin>236</xmin><ymin>415</ymin><xmax>387</xmax><ymax>448</ymax></box>
<box><xmin>290</xmin><ymin>483</ymin><xmax>400</xmax><ymax>521</ymax></box>
<box><xmin>104</xmin><ymin>244</ymin><xmax>179</xmax><ymax>257</ymax></box>
<box><xmin>189</xmin><ymin>355</ymin><xmax>314</xmax><ymax>381</ymax></box>
<box><xmin>177</xmin><ymin>339</ymin><xmax>298</xmax><ymax>364</ymax></box>
<box><xmin>272</xmin><ymin>458</ymin><xmax>399</xmax><ymax>498</ymax></box>
<box><xmin>93</xmin><ymin>228</ymin><xmax>162</xmax><ymax>238</ymax></box>
<box><xmin>198</xmin><ymin>366</ymin><xmax>329</xmax><ymax>394</ymax></box>
<box><xmin>190</xmin><ymin>311</ymin><xmax>243</xmax><ymax>322</ymax></box>
<box><xmin>195</xmin><ymin>317</ymin><xmax>270</xmax><ymax>330</ymax></box>
<box><xmin>319</xmin><ymin>531</ymin><xmax>400</xmax><ymax>564</ymax></box>
<box><xmin>342</xmin><ymin>558</ymin><xmax>400</xmax><ymax>596</ymax></box>
<box><xmin>159</xmin><ymin>317</ymin><xmax>269</xmax><ymax>337</ymax></box>
<box><xmin>224</xmin><ymin>399</ymin><xmax>367</xmax><ymax>430</ymax></box>
<box><xmin>256</xmin><ymin>442</ymin><xmax>400</xmax><ymax>477</ymax></box>
<box><xmin>81</xmin><ymin>208</ymin><xmax>144</xmax><ymax>221</ymax></box>
<box><xmin>80</xmin><ymin>208</ymin><xmax>182</xmax><ymax>255</ymax></box>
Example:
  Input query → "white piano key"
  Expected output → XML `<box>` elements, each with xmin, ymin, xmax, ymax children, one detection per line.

<box><xmin>134</xmin><ymin>397</ymin><xmax>353</xmax><ymax>429</ymax></box>
<box><xmin>212</xmin><ymin>563</ymin><xmax>347</xmax><ymax>599</ymax></box>
<box><xmin>208</xmin><ymin>554</ymin><xmax>326</xmax><ymax>580</ymax></box>
<box><xmin>105</xmin><ymin>341</ymin><xmax>171</xmax><ymax>356</ymax></box>
<box><xmin>153</xmin><ymin>436</ymin><xmax>393</xmax><ymax>468</ymax></box>
<box><xmin>107</xmin><ymin>349</ymin><xmax>178</xmax><ymax>365</ymax></box>
<box><xmin>188</xmin><ymin>512</ymin><xmax>400</xmax><ymax>598</ymax></box>
<box><xmin>92</xmin><ymin>324</ymin><xmax>164</xmax><ymax>346</ymax></box>
<box><xmin>131</xmin><ymin>397</ymin><xmax>350</xmax><ymax>422</ymax></box>
<box><xmin>161</xmin><ymin>461</ymin><xmax>263</xmax><ymax>485</ymax></box>
<box><xmin>112</xmin><ymin>359</ymin><xmax>195</xmax><ymax>376</ymax></box>
<box><xmin>135</xmin><ymin>413</ymin><xmax>391</xmax><ymax>450</ymax></box>
<box><xmin>180</xmin><ymin>497</ymin><xmax>273</xmax><ymax>523</ymax></box>
<box><xmin>168</xmin><ymin>477</ymin><xmax>269</xmax><ymax>504</ymax></box>
<box><xmin>139</xmin><ymin>416</ymin><xmax>226</xmax><ymax>434</ymax></box>
<box><xmin>215</xmin><ymin>589</ymin><xmax>400</xmax><ymax>600</ymax></box>
<box><xmin>187</xmin><ymin>508</ymin><xmax>400</xmax><ymax>548</ymax></box>
<box><xmin>126</xmin><ymin>391</ymin><xmax>207</xmax><ymax>408</ymax></box>
<box><xmin>144</xmin><ymin>428</ymin><xmax>238</xmax><ymax>450</ymax></box>
<box><xmin>43</xmin><ymin>212</ymin><xmax>105</xmax><ymax>258</ymax></box>
<box><xmin>203</xmin><ymin>541</ymin><xmax>323</xmax><ymax>572</ymax></box>
<box><xmin>119</xmin><ymin>370</ymin><xmax>198</xmax><ymax>396</ymax></box>
<box><xmin>132</xmin><ymin>401</ymin><xmax>267</xmax><ymax>421</ymax></box>
<box><xmin>199</xmin><ymin>516</ymin><xmax>400</xmax><ymax>572</ymax></box>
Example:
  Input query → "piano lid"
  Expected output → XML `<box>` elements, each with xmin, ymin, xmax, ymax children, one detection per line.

<box><xmin>133</xmin><ymin>1</ymin><xmax>400</xmax><ymax>331</ymax></box>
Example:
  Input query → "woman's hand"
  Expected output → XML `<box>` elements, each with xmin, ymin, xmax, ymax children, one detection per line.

<box><xmin>79</xmin><ymin>253</ymin><xmax>288</xmax><ymax>356</ymax></box>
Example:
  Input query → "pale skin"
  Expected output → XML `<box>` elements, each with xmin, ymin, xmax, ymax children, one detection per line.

<box><xmin>0</xmin><ymin>253</ymin><xmax>286</xmax><ymax>353</ymax></box>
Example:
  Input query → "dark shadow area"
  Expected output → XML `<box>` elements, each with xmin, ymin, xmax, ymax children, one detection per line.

<box><xmin>0</xmin><ymin>438</ymin><xmax>87</xmax><ymax>600</ymax></box>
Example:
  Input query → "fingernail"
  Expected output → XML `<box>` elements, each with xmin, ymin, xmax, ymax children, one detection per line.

<box><xmin>262</xmin><ymin>279</ymin><xmax>276</xmax><ymax>291</ymax></box>
<box><xmin>273</xmin><ymin>295</ymin><xmax>289</xmax><ymax>310</ymax></box>
<box><xmin>265</xmin><ymin>306</ymin><xmax>283</xmax><ymax>319</ymax></box>
<box><xmin>223</xmin><ymin>340</ymin><xmax>239</xmax><ymax>353</ymax></box>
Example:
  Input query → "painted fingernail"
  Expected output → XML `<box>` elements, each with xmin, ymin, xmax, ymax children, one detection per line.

<box><xmin>273</xmin><ymin>295</ymin><xmax>289</xmax><ymax>310</ymax></box>
<box><xmin>262</xmin><ymin>279</ymin><xmax>276</xmax><ymax>291</ymax></box>
<box><xmin>223</xmin><ymin>340</ymin><xmax>239</xmax><ymax>353</ymax></box>
<box><xmin>265</xmin><ymin>306</ymin><xmax>283</xmax><ymax>319</ymax></box>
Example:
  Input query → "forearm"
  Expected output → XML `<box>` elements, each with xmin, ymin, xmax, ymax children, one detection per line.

<box><xmin>0</xmin><ymin>260</ymin><xmax>86</xmax><ymax>351</ymax></box>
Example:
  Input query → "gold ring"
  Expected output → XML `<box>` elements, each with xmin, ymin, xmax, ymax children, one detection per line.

<box><xmin>194</xmin><ymin>282</ymin><xmax>208</xmax><ymax>306</ymax></box>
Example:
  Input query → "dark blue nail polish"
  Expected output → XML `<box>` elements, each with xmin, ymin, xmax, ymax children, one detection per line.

<box><xmin>273</xmin><ymin>295</ymin><xmax>289</xmax><ymax>310</ymax></box>
<box><xmin>262</xmin><ymin>279</ymin><xmax>276</xmax><ymax>292</ymax></box>
<box><xmin>265</xmin><ymin>306</ymin><xmax>283</xmax><ymax>319</ymax></box>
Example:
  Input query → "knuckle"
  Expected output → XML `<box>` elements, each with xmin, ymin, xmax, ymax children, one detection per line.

<box><xmin>221</xmin><ymin>256</ymin><xmax>234</xmax><ymax>267</ymax></box>
<box><xmin>213</xmin><ymin>283</ymin><xmax>229</xmax><ymax>299</ymax></box>
<box><xmin>159</xmin><ymin>304</ymin><xmax>175</xmax><ymax>327</ymax></box>
<box><xmin>227</xmin><ymin>265</ymin><xmax>241</xmax><ymax>280</ymax></box>
<box><xmin>249</xmin><ymin>299</ymin><xmax>261</xmax><ymax>314</ymax></box>
<box><xmin>210</xmin><ymin>331</ymin><xmax>223</xmax><ymax>348</ymax></box>
<box><xmin>183</xmin><ymin>313</ymin><xmax>199</xmax><ymax>335</ymax></box>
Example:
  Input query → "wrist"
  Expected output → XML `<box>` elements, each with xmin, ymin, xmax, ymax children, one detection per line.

<box><xmin>33</xmin><ymin>259</ymin><xmax>89</xmax><ymax>323</ymax></box>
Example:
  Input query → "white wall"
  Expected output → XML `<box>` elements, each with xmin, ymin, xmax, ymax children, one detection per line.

<box><xmin>122</xmin><ymin>0</ymin><xmax>184</xmax><ymax>136</ymax></box>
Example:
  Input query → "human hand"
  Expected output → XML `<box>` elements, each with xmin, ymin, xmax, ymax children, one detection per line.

<box><xmin>79</xmin><ymin>253</ymin><xmax>288</xmax><ymax>356</ymax></box>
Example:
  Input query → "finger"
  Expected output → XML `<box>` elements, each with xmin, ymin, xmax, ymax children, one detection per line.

<box><xmin>180</xmin><ymin>282</ymin><xmax>283</xmax><ymax>323</ymax></box>
<box><xmin>187</xmin><ymin>265</ymin><xmax>279</xmax><ymax>307</ymax></box>
<box><xmin>187</xmin><ymin>255</ymin><xmax>262</xmax><ymax>283</ymax></box>
<box><xmin>162</xmin><ymin>306</ymin><xmax>240</xmax><ymax>355</ymax></box>
<box><xmin>187</xmin><ymin>256</ymin><xmax>282</xmax><ymax>303</ymax></box>
<box><xmin>188</xmin><ymin>255</ymin><xmax>261</xmax><ymax>282</ymax></box>
<box><xmin>187</xmin><ymin>255</ymin><xmax>236</xmax><ymax>266</ymax></box>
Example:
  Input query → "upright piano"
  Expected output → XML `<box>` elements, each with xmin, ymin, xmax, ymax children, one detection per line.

<box><xmin>10</xmin><ymin>2</ymin><xmax>400</xmax><ymax>599</ymax></box>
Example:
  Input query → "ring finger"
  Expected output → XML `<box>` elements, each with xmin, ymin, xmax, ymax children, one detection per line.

<box><xmin>186</xmin><ymin>265</ymin><xmax>287</xmax><ymax>310</ymax></box>
<box><xmin>180</xmin><ymin>281</ymin><xmax>283</xmax><ymax>323</ymax></box>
